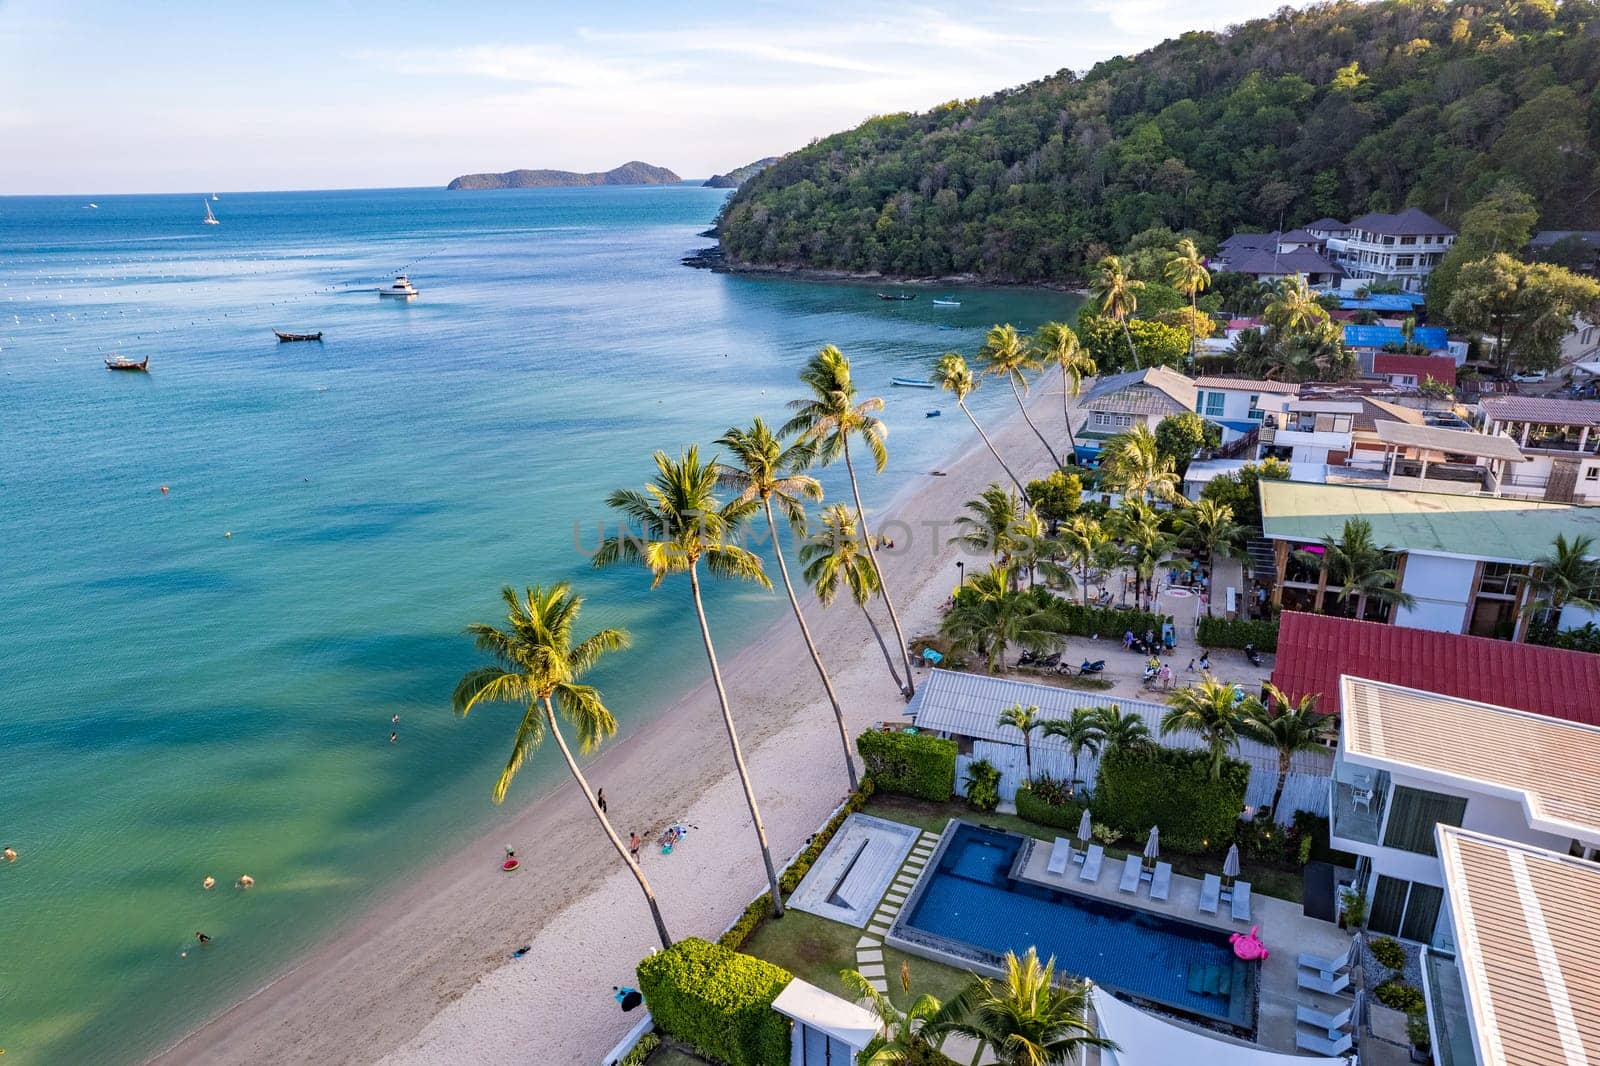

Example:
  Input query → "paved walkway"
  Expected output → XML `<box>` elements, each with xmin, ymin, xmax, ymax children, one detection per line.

<box><xmin>851</xmin><ymin>826</ymin><xmax>941</xmax><ymax>992</ymax></box>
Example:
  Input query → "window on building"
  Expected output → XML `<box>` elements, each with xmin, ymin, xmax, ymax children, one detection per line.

<box><xmin>1478</xmin><ymin>562</ymin><xmax>1521</xmax><ymax>597</ymax></box>
<box><xmin>1200</xmin><ymin>391</ymin><xmax>1225</xmax><ymax>417</ymax></box>
<box><xmin>1382</xmin><ymin>786</ymin><xmax>1468</xmax><ymax>855</ymax></box>
<box><xmin>1248</xmin><ymin>395</ymin><xmax>1264</xmax><ymax>421</ymax></box>
<box><xmin>1586</xmin><ymin>467</ymin><xmax>1598</xmax><ymax>481</ymax></box>
<box><xmin>1383</xmin><ymin>235</ymin><xmax>1396</xmax><ymax>246</ymax></box>
<box><xmin>1368</xmin><ymin>875</ymin><xmax>1446</xmax><ymax>943</ymax></box>
<box><xmin>1400</xmin><ymin>236</ymin><xmax>1416</xmax><ymax>246</ymax></box>
<box><xmin>1396</xmin><ymin>256</ymin><xmax>1415</xmax><ymax>268</ymax></box>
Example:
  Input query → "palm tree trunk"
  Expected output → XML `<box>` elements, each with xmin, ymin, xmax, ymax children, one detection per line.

<box><xmin>687</xmin><ymin>564</ymin><xmax>784</xmax><ymax>916</ymax></box>
<box><xmin>1206</xmin><ymin>548</ymin><xmax>1216</xmax><ymax>618</ymax></box>
<box><xmin>542</xmin><ymin>698</ymin><xmax>673</xmax><ymax>949</ymax></box>
<box><xmin>959</xmin><ymin>399</ymin><xmax>1030</xmax><ymax>498</ymax></box>
<box><xmin>1120</xmin><ymin>317</ymin><xmax>1141</xmax><ymax>369</ymax></box>
<box><xmin>1009</xmin><ymin>376</ymin><xmax>1064</xmax><ymax>469</ymax></box>
<box><xmin>860</xmin><ymin>604</ymin><xmax>907</xmax><ymax>690</ymax></box>
<box><xmin>1271</xmin><ymin>749</ymin><xmax>1290</xmax><ymax>817</ymax></box>
<box><xmin>1060</xmin><ymin>368</ymin><xmax>1082</xmax><ymax>461</ymax></box>
<box><xmin>1188</xmin><ymin>289</ymin><xmax>1198</xmax><ymax>368</ymax></box>
<box><xmin>842</xmin><ymin>438</ymin><xmax>915</xmax><ymax>697</ymax></box>
<box><xmin>764</xmin><ymin>500</ymin><xmax>858</xmax><ymax>790</ymax></box>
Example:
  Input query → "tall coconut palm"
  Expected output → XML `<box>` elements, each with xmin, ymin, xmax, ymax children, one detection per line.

<box><xmin>1161</xmin><ymin>676</ymin><xmax>1244</xmax><ymax>780</ymax></box>
<box><xmin>716</xmin><ymin>419</ymin><xmax>856</xmax><ymax>790</ymax></box>
<box><xmin>802</xmin><ymin>503</ymin><xmax>905</xmax><ymax>693</ymax></box>
<box><xmin>1180</xmin><ymin>498</ymin><xmax>1244</xmax><ymax>617</ymax></box>
<box><xmin>1110</xmin><ymin>500</ymin><xmax>1176</xmax><ymax>610</ymax></box>
<box><xmin>1033</xmin><ymin>321</ymin><xmax>1095</xmax><ymax>460</ymax></box>
<box><xmin>1009</xmin><ymin>508</ymin><xmax>1071</xmax><ymax>592</ymax></box>
<box><xmin>1237</xmin><ymin>684</ymin><xmax>1334</xmax><ymax>817</ymax></box>
<box><xmin>1059</xmin><ymin>514</ymin><xmax>1110</xmax><ymax>606</ymax></box>
<box><xmin>786</xmin><ymin>345</ymin><xmax>916</xmax><ymax>696</ymax></box>
<box><xmin>452</xmin><ymin>584</ymin><xmax>672</xmax><ymax>948</ymax></box>
<box><xmin>1520</xmin><ymin>533</ymin><xmax>1600</xmax><ymax>638</ymax></box>
<box><xmin>593</xmin><ymin>447</ymin><xmax>785</xmax><ymax>915</ymax></box>
<box><xmin>1165</xmin><ymin>238</ymin><xmax>1211</xmax><ymax>366</ymax></box>
<box><xmin>979</xmin><ymin>324</ymin><xmax>1064</xmax><ymax>469</ymax></box>
<box><xmin>943</xmin><ymin>948</ymin><xmax>1116</xmax><ymax>1066</ymax></box>
<box><xmin>1041</xmin><ymin>707</ymin><xmax>1103</xmax><ymax>788</ymax></box>
<box><xmin>953</xmin><ymin>483</ymin><xmax>1029</xmax><ymax>567</ymax></box>
<box><xmin>933</xmin><ymin>352</ymin><xmax>1030</xmax><ymax>497</ymax></box>
<box><xmin>941</xmin><ymin>565</ymin><xmax>1069</xmax><ymax>673</ymax></box>
<box><xmin>1294</xmin><ymin>517</ymin><xmax>1416</xmax><ymax>622</ymax></box>
<box><xmin>998</xmin><ymin>703</ymin><xmax>1044</xmax><ymax>780</ymax></box>
<box><xmin>1090</xmin><ymin>255</ymin><xmax>1146</xmax><ymax>369</ymax></box>
<box><xmin>1263</xmin><ymin>273</ymin><xmax>1328</xmax><ymax>338</ymax></box>
<box><xmin>1100</xmin><ymin>424</ymin><xmax>1178</xmax><ymax>503</ymax></box>
<box><xmin>1092</xmin><ymin>703</ymin><xmax>1152</xmax><ymax>754</ymax></box>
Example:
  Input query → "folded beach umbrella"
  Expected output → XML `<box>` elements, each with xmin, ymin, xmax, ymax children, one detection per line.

<box><xmin>1076</xmin><ymin>808</ymin><xmax>1093</xmax><ymax>848</ymax></box>
<box><xmin>1143</xmin><ymin>826</ymin><xmax>1160</xmax><ymax>865</ymax></box>
<box><xmin>1223</xmin><ymin>843</ymin><xmax>1241</xmax><ymax>883</ymax></box>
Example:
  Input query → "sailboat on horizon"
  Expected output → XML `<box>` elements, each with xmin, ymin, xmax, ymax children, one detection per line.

<box><xmin>202</xmin><ymin>199</ymin><xmax>219</xmax><ymax>225</ymax></box>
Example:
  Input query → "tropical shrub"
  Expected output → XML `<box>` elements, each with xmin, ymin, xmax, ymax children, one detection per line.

<box><xmin>1197</xmin><ymin>616</ymin><xmax>1278</xmax><ymax>651</ymax></box>
<box><xmin>1370</xmin><ymin>937</ymin><xmax>1408</xmax><ymax>972</ymax></box>
<box><xmin>1529</xmin><ymin>620</ymin><xmax>1600</xmax><ymax>654</ymax></box>
<box><xmin>1015</xmin><ymin>776</ymin><xmax>1086</xmax><ymax>830</ymax></box>
<box><xmin>1375</xmin><ymin>981</ymin><xmax>1425</xmax><ymax>1015</ymax></box>
<box><xmin>1408</xmin><ymin>1012</ymin><xmax>1432</xmax><ymax>1051</ymax></box>
<box><xmin>1091</xmin><ymin>822</ymin><xmax>1121</xmax><ymax>846</ymax></box>
<box><xmin>857</xmin><ymin>730</ymin><xmax>956</xmax><ymax>801</ymax></box>
<box><xmin>964</xmin><ymin>759</ymin><xmax>1001</xmax><ymax>812</ymax></box>
<box><xmin>637</xmin><ymin>938</ymin><xmax>792</xmax><ymax>1066</ymax></box>
<box><xmin>1094</xmin><ymin>744</ymin><xmax>1247</xmax><ymax>852</ymax></box>
<box><xmin>617</xmin><ymin>1033</ymin><xmax>659</xmax><ymax>1066</ymax></box>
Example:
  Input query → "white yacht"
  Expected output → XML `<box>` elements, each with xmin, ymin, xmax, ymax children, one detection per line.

<box><xmin>377</xmin><ymin>274</ymin><xmax>419</xmax><ymax>298</ymax></box>
<box><xmin>202</xmin><ymin>200</ymin><xmax>219</xmax><ymax>225</ymax></box>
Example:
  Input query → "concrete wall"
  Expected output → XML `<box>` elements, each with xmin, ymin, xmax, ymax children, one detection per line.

<box><xmin>1394</xmin><ymin>554</ymin><xmax>1476</xmax><ymax>633</ymax></box>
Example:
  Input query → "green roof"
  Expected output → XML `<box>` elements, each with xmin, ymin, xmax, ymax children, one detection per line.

<box><xmin>1258</xmin><ymin>480</ymin><xmax>1600</xmax><ymax>563</ymax></box>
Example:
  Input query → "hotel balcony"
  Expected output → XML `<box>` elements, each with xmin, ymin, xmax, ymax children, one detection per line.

<box><xmin>1329</xmin><ymin>763</ymin><xmax>1389</xmax><ymax>849</ymax></box>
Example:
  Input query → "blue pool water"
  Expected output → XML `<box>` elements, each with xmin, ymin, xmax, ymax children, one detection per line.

<box><xmin>902</xmin><ymin>823</ymin><xmax>1255</xmax><ymax>1029</ymax></box>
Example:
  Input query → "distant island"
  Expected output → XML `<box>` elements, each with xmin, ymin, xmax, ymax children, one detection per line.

<box><xmin>703</xmin><ymin>157</ymin><xmax>781</xmax><ymax>189</ymax></box>
<box><xmin>447</xmin><ymin>161</ymin><xmax>682</xmax><ymax>190</ymax></box>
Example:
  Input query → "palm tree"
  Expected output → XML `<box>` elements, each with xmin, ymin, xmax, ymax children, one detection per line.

<box><xmin>1110</xmin><ymin>500</ymin><xmax>1176</xmax><ymax>610</ymax></box>
<box><xmin>802</xmin><ymin>503</ymin><xmax>906</xmax><ymax>693</ymax></box>
<box><xmin>1237</xmin><ymin>684</ymin><xmax>1334</xmax><ymax>817</ymax></box>
<box><xmin>1180</xmin><ymin>499</ymin><xmax>1244</xmax><ymax>617</ymax></box>
<box><xmin>1041</xmin><ymin>707</ymin><xmax>1103</xmax><ymax>789</ymax></box>
<box><xmin>452</xmin><ymin>584</ymin><xmax>672</xmax><ymax>949</ymax></box>
<box><xmin>1164</xmin><ymin>238</ymin><xmax>1211</xmax><ymax>366</ymax></box>
<box><xmin>716</xmin><ymin>418</ymin><xmax>857</xmax><ymax>790</ymax></box>
<box><xmin>1520</xmin><ymin>534</ymin><xmax>1600</xmax><ymax>638</ymax></box>
<box><xmin>1161</xmin><ymin>677</ymin><xmax>1244</xmax><ymax>780</ymax></box>
<box><xmin>1059</xmin><ymin>513</ymin><xmax>1110</xmax><ymax>606</ymax></box>
<box><xmin>1263</xmin><ymin>274</ymin><xmax>1328</xmax><ymax>338</ymax></box>
<box><xmin>979</xmin><ymin>324</ymin><xmax>1064</xmax><ymax>469</ymax></box>
<box><xmin>933</xmin><ymin>352</ymin><xmax>1029</xmax><ymax>497</ymax></box>
<box><xmin>841</xmin><ymin>963</ymin><xmax>959</xmax><ymax>1066</ymax></box>
<box><xmin>998</xmin><ymin>703</ymin><xmax>1044</xmax><ymax>780</ymax></box>
<box><xmin>1032</xmin><ymin>321</ymin><xmax>1095</xmax><ymax>460</ymax></box>
<box><xmin>593</xmin><ymin>447</ymin><xmax>785</xmax><ymax>915</ymax></box>
<box><xmin>1009</xmin><ymin>508</ymin><xmax>1071</xmax><ymax>592</ymax></box>
<box><xmin>1100</xmin><ymin>424</ymin><xmax>1178</xmax><ymax>503</ymax></box>
<box><xmin>1092</xmin><ymin>703</ymin><xmax>1152</xmax><ymax>754</ymax></box>
<box><xmin>941</xmin><ymin>565</ymin><xmax>1068</xmax><ymax>673</ymax></box>
<box><xmin>943</xmin><ymin>948</ymin><xmax>1116</xmax><ymax>1066</ymax></box>
<box><xmin>1294</xmin><ymin>517</ymin><xmax>1416</xmax><ymax>622</ymax></box>
<box><xmin>786</xmin><ymin>345</ymin><xmax>916</xmax><ymax>696</ymax></box>
<box><xmin>953</xmin><ymin>483</ymin><xmax>1028</xmax><ymax>568</ymax></box>
<box><xmin>1090</xmin><ymin>255</ymin><xmax>1146</xmax><ymax>369</ymax></box>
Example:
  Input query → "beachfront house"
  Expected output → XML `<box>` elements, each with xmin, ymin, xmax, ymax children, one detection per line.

<box><xmin>1212</xmin><ymin>230</ymin><xmax>1343</xmax><ymax>285</ymax></box>
<box><xmin>1479</xmin><ymin>395</ymin><xmax>1600</xmax><ymax>504</ymax></box>
<box><xmin>1258</xmin><ymin>479</ymin><xmax>1600</xmax><ymax>638</ymax></box>
<box><xmin>1071</xmin><ymin>367</ymin><xmax>1195</xmax><ymax>464</ymax></box>
<box><xmin>1256</xmin><ymin>394</ymin><xmax>1424</xmax><ymax>467</ymax></box>
<box><xmin>1325</xmin><ymin>208</ymin><xmax>1455</xmax><ymax>292</ymax></box>
<box><xmin>1193</xmin><ymin>377</ymin><xmax>1298</xmax><ymax>450</ymax></box>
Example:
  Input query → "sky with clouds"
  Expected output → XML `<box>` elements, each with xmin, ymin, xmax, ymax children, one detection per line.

<box><xmin>0</xmin><ymin>0</ymin><xmax>1305</xmax><ymax>194</ymax></box>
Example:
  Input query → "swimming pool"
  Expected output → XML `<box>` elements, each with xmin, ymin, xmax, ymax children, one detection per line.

<box><xmin>892</xmin><ymin>822</ymin><xmax>1256</xmax><ymax>1031</ymax></box>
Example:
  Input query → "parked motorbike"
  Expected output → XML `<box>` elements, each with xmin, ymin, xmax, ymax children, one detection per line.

<box><xmin>1244</xmin><ymin>643</ymin><xmax>1265</xmax><ymax>667</ymax></box>
<box><xmin>1075</xmin><ymin>659</ymin><xmax>1106</xmax><ymax>676</ymax></box>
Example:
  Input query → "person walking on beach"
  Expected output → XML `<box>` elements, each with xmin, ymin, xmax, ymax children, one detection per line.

<box><xmin>628</xmin><ymin>832</ymin><xmax>641</xmax><ymax>862</ymax></box>
<box><xmin>597</xmin><ymin>788</ymin><xmax>607</xmax><ymax>814</ymax></box>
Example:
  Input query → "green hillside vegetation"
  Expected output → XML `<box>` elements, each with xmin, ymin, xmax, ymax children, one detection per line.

<box><xmin>447</xmin><ymin>161</ymin><xmax>681</xmax><ymax>190</ymax></box>
<box><xmin>717</xmin><ymin>0</ymin><xmax>1600</xmax><ymax>282</ymax></box>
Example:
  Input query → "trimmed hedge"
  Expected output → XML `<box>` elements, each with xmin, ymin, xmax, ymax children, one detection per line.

<box><xmin>1197</xmin><ymin>616</ymin><xmax>1278</xmax><ymax>651</ymax></box>
<box><xmin>857</xmin><ymin>730</ymin><xmax>956</xmax><ymax>801</ymax></box>
<box><xmin>1015</xmin><ymin>780</ymin><xmax>1088</xmax><ymax>830</ymax></box>
<box><xmin>1094</xmin><ymin>744</ymin><xmax>1248</xmax><ymax>853</ymax></box>
<box><xmin>1055</xmin><ymin>599</ymin><xmax>1171</xmax><ymax>642</ymax></box>
<box><xmin>636</xmin><ymin>938</ymin><xmax>792</xmax><ymax>1066</ymax></box>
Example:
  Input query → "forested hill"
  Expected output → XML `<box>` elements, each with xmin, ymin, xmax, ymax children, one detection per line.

<box><xmin>716</xmin><ymin>0</ymin><xmax>1600</xmax><ymax>282</ymax></box>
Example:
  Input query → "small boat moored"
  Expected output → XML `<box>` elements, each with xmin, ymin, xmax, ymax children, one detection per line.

<box><xmin>891</xmin><ymin>376</ymin><xmax>936</xmax><ymax>388</ymax></box>
<box><xmin>876</xmin><ymin>292</ymin><xmax>916</xmax><ymax>301</ymax></box>
<box><xmin>105</xmin><ymin>355</ymin><xmax>149</xmax><ymax>372</ymax></box>
<box><xmin>274</xmin><ymin>330</ymin><xmax>324</xmax><ymax>342</ymax></box>
<box><xmin>377</xmin><ymin>274</ymin><xmax>419</xmax><ymax>299</ymax></box>
<box><xmin>925</xmin><ymin>409</ymin><xmax>942</xmax><ymax>418</ymax></box>
<box><xmin>932</xmin><ymin>298</ymin><xmax>961</xmax><ymax>307</ymax></box>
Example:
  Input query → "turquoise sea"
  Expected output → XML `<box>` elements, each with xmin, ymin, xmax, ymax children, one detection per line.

<box><xmin>0</xmin><ymin>185</ymin><xmax>1080</xmax><ymax>1063</ymax></box>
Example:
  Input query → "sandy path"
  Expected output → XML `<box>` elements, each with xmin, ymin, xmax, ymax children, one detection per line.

<box><xmin>151</xmin><ymin>387</ymin><xmax>1069</xmax><ymax>1066</ymax></box>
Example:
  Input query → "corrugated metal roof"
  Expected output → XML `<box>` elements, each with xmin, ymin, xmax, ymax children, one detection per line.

<box><xmin>1439</xmin><ymin>829</ymin><xmax>1600</xmax><ymax>1066</ymax></box>
<box><xmin>1372</xmin><ymin>353</ymin><xmax>1456</xmax><ymax>385</ymax></box>
<box><xmin>1481</xmin><ymin>395</ymin><xmax>1600</xmax><ymax>427</ymax></box>
<box><xmin>1343</xmin><ymin>324</ymin><xmax>1449</xmax><ymax>350</ymax></box>
<box><xmin>1269</xmin><ymin>612</ymin><xmax>1600</xmax><ymax>727</ymax></box>
<box><xmin>1081</xmin><ymin>367</ymin><xmax>1195</xmax><ymax>414</ymax></box>
<box><xmin>1373</xmin><ymin>420</ymin><xmax>1525</xmax><ymax>461</ymax></box>
<box><xmin>1194</xmin><ymin>376</ymin><xmax>1300</xmax><ymax>395</ymax></box>
<box><xmin>1339</xmin><ymin>293</ymin><xmax>1425</xmax><ymax>311</ymax></box>
<box><xmin>1341</xmin><ymin>677</ymin><xmax>1600</xmax><ymax>833</ymax></box>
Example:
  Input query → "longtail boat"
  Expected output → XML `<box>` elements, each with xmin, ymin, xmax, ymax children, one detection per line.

<box><xmin>274</xmin><ymin>330</ymin><xmax>324</xmax><ymax>342</ymax></box>
<box><xmin>105</xmin><ymin>356</ymin><xmax>149</xmax><ymax>372</ymax></box>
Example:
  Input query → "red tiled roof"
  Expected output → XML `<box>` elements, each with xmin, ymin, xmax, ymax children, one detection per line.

<box><xmin>1373</xmin><ymin>354</ymin><xmax>1456</xmax><ymax>386</ymax></box>
<box><xmin>1269</xmin><ymin>612</ymin><xmax>1600</xmax><ymax>726</ymax></box>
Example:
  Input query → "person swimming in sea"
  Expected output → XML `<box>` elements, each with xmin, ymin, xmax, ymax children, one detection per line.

<box><xmin>236</xmin><ymin>874</ymin><xmax>254</xmax><ymax>889</ymax></box>
<box><xmin>202</xmin><ymin>876</ymin><xmax>216</xmax><ymax>890</ymax></box>
<box><xmin>2</xmin><ymin>846</ymin><xmax>16</xmax><ymax>863</ymax></box>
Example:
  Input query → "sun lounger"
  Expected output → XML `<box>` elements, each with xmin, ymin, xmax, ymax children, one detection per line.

<box><xmin>1078</xmin><ymin>844</ymin><xmax>1103</xmax><ymax>883</ymax></box>
<box><xmin>1199</xmin><ymin>873</ymin><xmax>1221</xmax><ymax>914</ymax></box>
<box><xmin>1298</xmin><ymin>968</ymin><xmax>1351</xmax><ymax>995</ymax></box>
<box><xmin>1295</xmin><ymin>1029</ymin><xmax>1354</xmax><ymax>1056</ymax></box>
<box><xmin>1297</xmin><ymin>1002</ymin><xmax>1355</xmax><ymax>1035</ymax></box>
<box><xmin>1231</xmin><ymin>880</ymin><xmax>1252</xmax><ymax>921</ymax></box>
<box><xmin>1298</xmin><ymin>941</ymin><xmax>1356</xmax><ymax>977</ymax></box>
<box><xmin>1150</xmin><ymin>861</ymin><xmax>1172</xmax><ymax>901</ymax></box>
<box><xmin>1047</xmin><ymin>838</ymin><xmax>1072</xmax><ymax>876</ymax></box>
<box><xmin>1118</xmin><ymin>856</ymin><xmax>1143</xmax><ymax>894</ymax></box>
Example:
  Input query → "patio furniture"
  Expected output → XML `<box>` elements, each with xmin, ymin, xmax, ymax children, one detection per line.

<box><xmin>1299</xmin><ymin>941</ymin><xmax>1356</xmax><ymax>978</ymax></box>
<box><xmin>1078</xmin><ymin>844</ymin><xmax>1104</xmax><ymax>883</ymax></box>
<box><xmin>1047</xmin><ymin>838</ymin><xmax>1072</xmax><ymax>876</ymax></box>
<box><xmin>1150</xmin><ymin>862</ymin><xmax>1172</xmax><ymax>902</ymax></box>
<box><xmin>1231</xmin><ymin>880</ymin><xmax>1252</xmax><ymax>922</ymax></box>
<box><xmin>1295</xmin><ymin>1029</ymin><xmax>1354</xmax><ymax>1056</ymax></box>
<box><xmin>1118</xmin><ymin>856</ymin><xmax>1142</xmax><ymax>894</ymax></box>
<box><xmin>1297</xmin><ymin>1000</ymin><xmax>1356</xmax><ymax>1035</ymax></box>
<box><xmin>1199</xmin><ymin>873</ymin><xmax>1222</xmax><ymax>914</ymax></box>
<box><xmin>1352</xmin><ymin>787</ymin><xmax>1373</xmax><ymax>812</ymax></box>
<box><xmin>1298</xmin><ymin>968</ymin><xmax>1351</xmax><ymax>995</ymax></box>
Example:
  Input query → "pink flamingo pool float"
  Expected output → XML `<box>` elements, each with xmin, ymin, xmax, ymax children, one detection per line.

<box><xmin>1230</xmin><ymin>926</ymin><xmax>1270</xmax><ymax>961</ymax></box>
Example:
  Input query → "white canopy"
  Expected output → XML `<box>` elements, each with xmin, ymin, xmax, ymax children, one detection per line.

<box><xmin>1092</xmin><ymin>987</ymin><xmax>1349</xmax><ymax>1066</ymax></box>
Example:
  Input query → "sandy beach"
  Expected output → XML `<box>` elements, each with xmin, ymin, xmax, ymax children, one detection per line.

<box><xmin>151</xmin><ymin>385</ymin><xmax>1075</xmax><ymax>1066</ymax></box>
